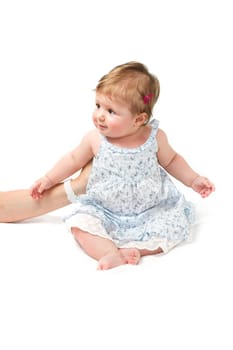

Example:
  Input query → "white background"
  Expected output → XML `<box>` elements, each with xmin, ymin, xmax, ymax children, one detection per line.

<box><xmin>0</xmin><ymin>1</ymin><xmax>232</xmax><ymax>349</ymax></box>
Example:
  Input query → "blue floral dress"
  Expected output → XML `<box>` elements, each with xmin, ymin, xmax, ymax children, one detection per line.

<box><xmin>65</xmin><ymin>119</ymin><xmax>195</xmax><ymax>253</ymax></box>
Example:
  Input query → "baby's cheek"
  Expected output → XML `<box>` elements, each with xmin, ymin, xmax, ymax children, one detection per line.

<box><xmin>92</xmin><ymin>115</ymin><xmax>97</xmax><ymax>127</ymax></box>
<box><xmin>109</xmin><ymin>119</ymin><xmax>121</xmax><ymax>129</ymax></box>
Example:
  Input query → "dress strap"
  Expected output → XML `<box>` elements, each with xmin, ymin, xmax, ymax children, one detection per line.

<box><xmin>149</xmin><ymin>118</ymin><xmax>159</xmax><ymax>131</ymax></box>
<box><xmin>147</xmin><ymin>118</ymin><xmax>159</xmax><ymax>141</ymax></box>
<box><xmin>98</xmin><ymin>118</ymin><xmax>160</xmax><ymax>153</ymax></box>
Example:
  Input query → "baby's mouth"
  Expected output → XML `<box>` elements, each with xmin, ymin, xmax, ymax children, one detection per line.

<box><xmin>98</xmin><ymin>124</ymin><xmax>107</xmax><ymax>130</ymax></box>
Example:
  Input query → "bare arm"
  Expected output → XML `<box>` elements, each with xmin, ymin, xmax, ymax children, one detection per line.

<box><xmin>30</xmin><ymin>130</ymin><xmax>96</xmax><ymax>199</ymax></box>
<box><xmin>0</xmin><ymin>161</ymin><xmax>92</xmax><ymax>223</ymax></box>
<box><xmin>156</xmin><ymin>129</ymin><xmax>215</xmax><ymax>197</ymax></box>
<box><xmin>162</xmin><ymin>153</ymin><xmax>199</xmax><ymax>187</ymax></box>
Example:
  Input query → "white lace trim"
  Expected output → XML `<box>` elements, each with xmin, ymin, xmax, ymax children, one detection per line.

<box><xmin>65</xmin><ymin>213</ymin><xmax>183</xmax><ymax>253</ymax></box>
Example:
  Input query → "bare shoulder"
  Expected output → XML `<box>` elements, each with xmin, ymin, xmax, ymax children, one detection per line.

<box><xmin>156</xmin><ymin>128</ymin><xmax>169</xmax><ymax>150</ymax></box>
<box><xmin>81</xmin><ymin>129</ymin><xmax>99</xmax><ymax>143</ymax></box>
<box><xmin>155</xmin><ymin>128</ymin><xmax>177</xmax><ymax>167</ymax></box>
<box><xmin>82</xmin><ymin>129</ymin><xmax>101</xmax><ymax>155</ymax></box>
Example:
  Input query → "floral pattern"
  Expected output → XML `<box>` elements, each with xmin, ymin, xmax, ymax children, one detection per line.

<box><xmin>65</xmin><ymin>119</ymin><xmax>195</xmax><ymax>252</ymax></box>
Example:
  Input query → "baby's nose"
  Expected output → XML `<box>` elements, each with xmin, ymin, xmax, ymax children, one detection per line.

<box><xmin>97</xmin><ymin>110</ymin><xmax>105</xmax><ymax>121</ymax></box>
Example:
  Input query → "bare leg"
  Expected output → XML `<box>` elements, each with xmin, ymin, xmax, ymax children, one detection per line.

<box><xmin>72</xmin><ymin>228</ymin><xmax>164</xmax><ymax>270</ymax></box>
<box><xmin>0</xmin><ymin>161</ymin><xmax>92</xmax><ymax>223</ymax></box>
<box><xmin>71</xmin><ymin>228</ymin><xmax>141</xmax><ymax>270</ymax></box>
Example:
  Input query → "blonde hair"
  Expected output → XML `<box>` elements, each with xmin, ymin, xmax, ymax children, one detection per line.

<box><xmin>96</xmin><ymin>61</ymin><xmax>160</xmax><ymax>121</ymax></box>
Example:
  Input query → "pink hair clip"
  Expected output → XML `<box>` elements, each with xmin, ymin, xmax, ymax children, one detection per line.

<box><xmin>143</xmin><ymin>93</ymin><xmax>154</xmax><ymax>104</ymax></box>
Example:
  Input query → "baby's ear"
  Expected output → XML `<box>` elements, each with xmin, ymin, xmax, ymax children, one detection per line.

<box><xmin>135</xmin><ymin>113</ymin><xmax>148</xmax><ymax>126</ymax></box>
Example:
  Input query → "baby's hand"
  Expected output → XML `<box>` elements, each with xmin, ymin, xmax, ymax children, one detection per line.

<box><xmin>191</xmin><ymin>176</ymin><xmax>215</xmax><ymax>198</ymax></box>
<box><xmin>30</xmin><ymin>175</ymin><xmax>53</xmax><ymax>200</ymax></box>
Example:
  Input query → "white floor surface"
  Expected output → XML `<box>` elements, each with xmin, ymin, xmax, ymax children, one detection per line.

<box><xmin>0</xmin><ymin>193</ymin><xmax>232</xmax><ymax>350</ymax></box>
<box><xmin>1</xmin><ymin>1</ymin><xmax>232</xmax><ymax>348</ymax></box>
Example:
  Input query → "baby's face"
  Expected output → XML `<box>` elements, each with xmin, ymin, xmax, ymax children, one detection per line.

<box><xmin>92</xmin><ymin>93</ymin><xmax>137</xmax><ymax>139</ymax></box>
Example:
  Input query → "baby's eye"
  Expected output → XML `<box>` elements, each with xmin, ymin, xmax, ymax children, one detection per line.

<box><xmin>96</xmin><ymin>103</ymin><xmax>100</xmax><ymax>109</ymax></box>
<box><xmin>108</xmin><ymin>109</ymin><xmax>115</xmax><ymax>115</ymax></box>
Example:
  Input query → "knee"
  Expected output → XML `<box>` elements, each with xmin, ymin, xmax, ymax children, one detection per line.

<box><xmin>71</xmin><ymin>227</ymin><xmax>86</xmax><ymax>245</ymax></box>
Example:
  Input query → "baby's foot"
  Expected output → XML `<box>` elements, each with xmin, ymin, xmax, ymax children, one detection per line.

<box><xmin>120</xmin><ymin>248</ymin><xmax>141</xmax><ymax>265</ymax></box>
<box><xmin>97</xmin><ymin>251</ymin><xmax>127</xmax><ymax>270</ymax></box>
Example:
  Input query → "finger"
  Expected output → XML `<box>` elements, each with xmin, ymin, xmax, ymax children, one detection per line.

<box><xmin>38</xmin><ymin>184</ymin><xmax>45</xmax><ymax>194</ymax></box>
<box><xmin>31</xmin><ymin>191</ymin><xmax>39</xmax><ymax>200</ymax></box>
<box><xmin>200</xmin><ymin>189</ymin><xmax>206</xmax><ymax>197</ymax></box>
<box><xmin>210</xmin><ymin>183</ymin><xmax>216</xmax><ymax>191</ymax></box>
<box><xmin>206</xmin><ymin>179</ymin><xmax>215</xmax><ymax>190</ymax></box>
<box><xmin>203</xmin><ymin>178</ymin><xmax>211</xmax><ymax>187</ymax></box>
<box><xmin>201</xmin><ymin>191</ymin><xmax>208</xmax><ymax>198</ymax></box>
<box><xmin>201</xmin><ymin>187</ymin><xmax>213</xmax><ymax>198</ymax></box>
